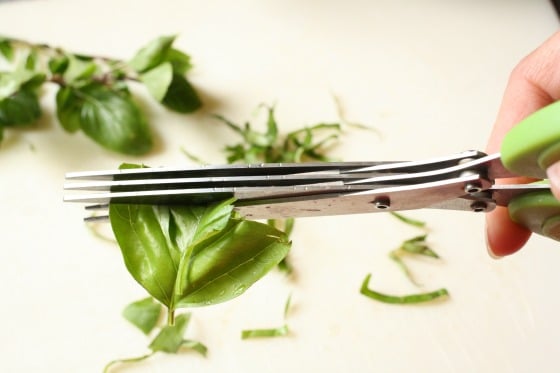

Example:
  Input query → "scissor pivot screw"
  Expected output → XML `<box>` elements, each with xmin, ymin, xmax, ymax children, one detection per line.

<box><xmin>372</xmin><ymin>197</ymin><xmax>391</xmax><ymax>210</ymax></box>
<box><xmin>470</xmin><ymin>201</ymin><xmax>489</xmax><ymax>212</ymax></box>
<box><xmin>464</xmin><ymin>182</ymin><xmax>483</xmax><ymax>194</ymax></box>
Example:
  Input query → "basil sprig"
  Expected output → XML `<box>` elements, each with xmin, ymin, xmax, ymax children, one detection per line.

<box><xmin>0</xmin><ymin>35</ymin><xmax>201</xmax><ymax>154</ymax></box>
<box><xmin>109</xmin><ymin>193</ymin><xmax>291</xmax><ymax>317</ymax></box>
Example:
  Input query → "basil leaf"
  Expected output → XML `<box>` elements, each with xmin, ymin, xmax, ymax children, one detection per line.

<box><xmin>110</xmin><ymin>198</ymin><xmax>291</xmax><ymax>310</ymax></box>
<box><xmin>122</xmin><ymin>297</ymin><xmax>163</xmax><ymax>335</ymax></box>
<box><xmin>55</xmin><ymin>86</ymin><xmax>82</xmax><ymax>132</ymax></box>
<box><xmin>63</xmin><ymin>54</ymin><xmax>98</xmax><ymax>83</ymax></box>
<box><xmin>129</xmin><ymin>35</ymin><xmax>176</xmax><ymax>73</ymax></box>
<box><xmin>48</xmin><ymin>55</ymin><xmax>70</xmax><ymax>75</ymax></box>
<box><xmin>140</xmin><ymin>62</ymin><xmax>173</xmax><ymax>102</ymax></box>
<box><xmin>0</xmin><ymin>39</ymin><xmax>13</xmax><ymax>61</ymax></box>
<box><xmin>149</xmin><ymin>313</ymin><xmax>191</xmax><ymax>353</ymax></box>
<box><xmin>0</xmin><ymin>67</ymin><xmax>43</xmax><ymax>99</ymax></box>
<box><xmin>55</xmin><ymin>83</ymin><xmax>152</xmax><ymax>154</ymax></box>
<box><xmin>175</xmin><ymin>219</ymin><xmax>290</xmax><ymax>307</ymax></box>
<box><xmin>110</xmin><ymin>204</ymin><xmax>182</xmax><ymax>306</ymax></box>
<box><xmin>25</xmin><ymin>49</ymin><xmax>38</xmax><ymax>70</ymax></box>
<box><xmin>161</xmin><ymin>73</ymin><xmax>202</xmax><ymax>113</ymax></box>
<box><xmin>167</xmin><ymin>48</ymin><xmax>192</xmax><ymax>75</ymax></box>
<box><xmin>0</xmin><ymin>89</ymin><xmax>41</xmax><ymax>127</ymax></box>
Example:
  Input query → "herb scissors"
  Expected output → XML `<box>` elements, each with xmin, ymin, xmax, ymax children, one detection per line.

<box><xmin>64</xmin><ymin>102</ymin><xmax>560</xmax><ymax>242</ymax></box>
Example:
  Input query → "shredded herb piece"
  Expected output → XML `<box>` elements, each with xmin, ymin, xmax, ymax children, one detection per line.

<box><xmin>389</xmin><ymin>234</ymin><xmax>441</xmax><ymax>286</ymax></box>
<box><xmin>104</xmin><ymin>312</ymin><xmax>207</xmax><ymax>373</ymax></box>
<box><xmin>103</xmin><ymin>352</ymin><xmax>155</xmax><ymax>373</ymax></box>
<box><xmin>390</xmin><ymin>212</ymin><xmax>427</xmax><ymax>228</ymax></box>
<box><xmin>360</xmin><ymin>274</ymin><xmax>448</xmax><ymax>304</ymax></box>
<box><xmin>241</xmin><ymin>325</ymin><xmax>289</xmax><ymax>339</ymax></box>
<box><xmin>241</xmin><ymin>294</ymin><xmax>292</xmax><ymax>340</ymax></box>
<box><xmin>211</xmin><ymin>105</ymin><xmax>344</xmax><ymax>274</ymax></box>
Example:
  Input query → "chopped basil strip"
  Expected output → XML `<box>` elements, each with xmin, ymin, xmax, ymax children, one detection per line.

<box><xmin>360</xmin><ymin>274</ymin><xmax>448</xmax><ymax>304</ymax></box>
<box><xmin>241</xmin><ymin>325</ymin><xmax>289</xmax><ymax>339</ymax></box>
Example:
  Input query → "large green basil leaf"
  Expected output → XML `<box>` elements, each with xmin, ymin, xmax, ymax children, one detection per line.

<box><xmin>0</xmin><ymin>89</ymin><xmax>41</xmax><ymax>127</ymax></box>
<box><xmin>55</xmin><ymin>83</ymin><xmax>152</xmax><ymax>154</ymax></box>
<box><xmin>110</xmin><ymin>204</ymin><xmax>183</xmax><ymax>306</ymax></box>
<box><xmin>129</xmin><ymin>35</ymin><xmax>176</xmax><ymax>73</ymax></box>
<box><xmin>109</xmin><ymin>197</ymin><xmax>290</xmax><ymax>310</ymax></box>
<box><xmin>175</xmin><ymin>219</ymin><xmax>291</xmax><ymax>308</ymax></box>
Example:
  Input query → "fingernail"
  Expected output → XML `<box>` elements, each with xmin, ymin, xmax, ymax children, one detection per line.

<box><xmin>546</xmin><ymin>161</ymin><xmax>560</xmax><ymax>200</ymax></box>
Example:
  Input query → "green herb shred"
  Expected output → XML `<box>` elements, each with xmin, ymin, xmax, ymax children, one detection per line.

<box><xmin>360</xmin><ymin>274</ymin><xmax>449</xmax><ymax>304</ymax></box>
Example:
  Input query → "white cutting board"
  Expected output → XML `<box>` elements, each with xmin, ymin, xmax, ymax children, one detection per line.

<box><xmin>1</xmin><ymin>1</ymin><xmax>559</xmax><ymax>372</ymax></box>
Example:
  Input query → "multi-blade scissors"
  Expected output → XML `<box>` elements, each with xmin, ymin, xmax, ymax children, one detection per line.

<box><xmin>63</xmin><ymin>102</ymin><xmax>560</xmax><ymax>242</ymax></box>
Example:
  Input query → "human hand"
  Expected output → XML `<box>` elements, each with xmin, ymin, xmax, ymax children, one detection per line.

<box><xmin>486</xmin><ymin>31</ymin><xmax>560</xmax><ymax>258</ymax></box>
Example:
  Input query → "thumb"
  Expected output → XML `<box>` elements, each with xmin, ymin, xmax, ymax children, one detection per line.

<box><xmin>547</xmin><ymin>161</ymin><xmax>560</xmax><ymax>200</ymax></box>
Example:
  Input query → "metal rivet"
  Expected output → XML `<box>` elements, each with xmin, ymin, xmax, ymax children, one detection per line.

<box><xmin>470</xmin><ymin>201</ymin><xmax>488</xmax><ymax>212</ymax></box>
<box><xmin>464</xmin><ymin>182</ymin><xmax>482</xmax><ymax>194</ymax></box>
<box><xmin>372</xmin><ymin>197</ymin><xmax>391</xmax><ymax>209</ymax></box>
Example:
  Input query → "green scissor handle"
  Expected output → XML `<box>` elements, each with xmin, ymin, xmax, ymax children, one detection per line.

<box><xmin>501</xmin><ymin>101</ymin><xmax>560</xmax><ymax>241</ymax></box>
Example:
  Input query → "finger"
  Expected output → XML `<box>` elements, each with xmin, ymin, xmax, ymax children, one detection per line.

<box><xmin>486</xmin><ymin>31</ymin><xmax>560</xmax><ymax>257</ymax></box>
<box><xmin>486</xmin><ymin>206</ymin><xmax>531</xmax><ymax>257</ymax></box>
<box><xmin>546</xmin><ymin>161</ymin><xmax>560</xmax><ymax>200</ymax></box>
<box><xmin>487</xmin><ymin>32</ymin><xmax>560</xmax><ymax>153</ymax></box>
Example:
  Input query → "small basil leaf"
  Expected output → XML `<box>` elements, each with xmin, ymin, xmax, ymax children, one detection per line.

<box><xmin>149</xmin><ymin>313</ymin><xmax>190</xmax><ymax>353</ymax></box>
<box><xmin>0</xmin><ymin>89</ymin><xmax>41</xmax><ymax>127</ymax></box>
<box><xmin>175</xmin><ymin>219</ymin><xmax>291</xmax><ymax>308</ymax></box>
<box><xmin>122</xmin><ymin>297</ymin><xmax>163</xmax><ymax>335</ymax></box>
<box><xmin>129</xmin><ymin>35</ymin><xmax>176</xmax><ymax>73</ymax></box>
<box><xmin>166</xmin><ymin>48</ymin><xmax>192</xmax><ymax>75</ymax></box>
<box><xmin>62</xmin><ymin>54</ymin><xmax>98</xmax><ymax>84</ymax></box>
<box><xmin>48</xmin><ymin>55</ymin><xmax>70</xmax><ymax>75</ymax></box>
<box><xmin>55</xmin><ymin>86</ymin><xmax>81</xmax><ymax>132</ymax></box>
<box><xmin>21</xmin><ymin>73</ymin><xmax>45</xmax><ymax>91</ymax></box>
<box><xmin>25</xmin><ymin>49</ymin><xmax>38</xmax><ymax>70</ymax></box>
<box><xmin>140</xmin><ymin>62</ymin><xmax>173</xmax><ymax>102</ymax></box>
<box><xmin>0</xmin><ymin>39</ymin><xmax>13</xmax><ymax>61</ymax></box>
<box><xmin>0</xmin><ymin>67</ymin><xmax>42</xmax><ymax>99</ymax></box>
<box><xmin>55</xmin><ymin>83</ymin><xmax>152</xmax><ymax>154</ymax></box>
<box><xmin>161</xmin><ymin>73</ymin><xmax>202</xmax><ymax>113</ymax></box>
